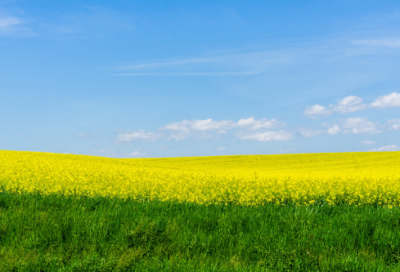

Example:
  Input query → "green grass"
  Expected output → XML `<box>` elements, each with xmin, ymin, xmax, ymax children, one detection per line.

<box><xmin>1</xmin><ymin>192</ymin><xmax>400</xmax><ymax>271</ymax></box>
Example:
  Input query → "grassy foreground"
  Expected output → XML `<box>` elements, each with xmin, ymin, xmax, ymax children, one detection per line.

<box><xmin>1</xmin><ymin>192</ymin><xmax>400</xmax><ymax>271</ymax></box>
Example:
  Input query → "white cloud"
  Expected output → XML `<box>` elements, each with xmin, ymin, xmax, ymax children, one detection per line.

<box><xmin>160</xmin><ymin>119</ymin><xmax>234</xmax><ymax>140</ymax></box>
<box><xmin>160</xmin><ymin>117</ymin><xmax>283</xmax><ymax>140</ymax></box>
<box><xmin>352</xmin><ymin>39</ymin><xmax>400</xmax><ymax>48</ymax></box>
<box><xmin>342</xmin><ymin>117</ymin><xmax>381</xmax><ymax>134</ymax></box>
<box><xmin>387</xmin><ymin>119</ymin><xmax>400</xmax><ymax>131</ymax></box>
<box><xmin>77</xmin><ymin>133</ymin><xmax>98</xmax><ymax>138</ymax></box>
<box><xmin>116</xmin><ymin>117</ymin><xmax>283</xmax><ymax>142</ymax></box>
<box><xmin>189</xmin><ymin>119</ymin><xmax>232</xmax><ymax>131</ymax></box>
<box><xmin>236</xmin><ymin>117</ymin><xmax>282</xmax><ymax>130</ymax></box>
<box><xmin>129</xmin><ymin>151</ymin><xmax>148</xmax><ymax>157</ymax></box>
<box><xmin>332</xmin><ymin>96</ymin><xmax>366</xmax><ymax>114</ymax></box>
<box><xmin>238</xmin><ymin>130</ymin><xmax>292</xmax><ymax>141</ymax></box>
<box><xmin>116</xmin><ymin>130</ymin><xmax>162</xmax><ymax>143</ymax></box>
<box><xmin>161</xmin><ymin>119</ymin><xmax>233</xmax><ymax>132</ymax></box>
<box><xmin>304</xmin><ymin>95</ymin><xmax>365</xmax><ymax>118</ymax></box>
<box><xmin>305</xmin><ymin>93</ymin><xmax>400</xmax><ymax>117</ymax></box>
<box><xmin>297</xmin><ymin>128</ymin><xmax>323</xmax><ymax>138</ymax></box>
<box><xmin>217</xmin><ymin>147</ymin><xmax>226</xmax><ymax>151</ymax></box>
<box><xmin>304</xmin><ymin>104</ymin><xmax>332</xmax><ymax>118</ymax></box>
<box><xmin>360</xmin><ymin>140</ymin><xmax>375</xmax><ymax>145</ymax></box>
<box><xmin>369</xmin><ymin>145</ymin><xmax>400</xmax><ymax>152</ymax></box>
<box><xmin>371</xmin><ymin>92</ymin><xmax>400</xmax><ymax>108</ymax></box>
<box><xmin>327</xmin><ymin>125</ymin><xmax>341</xmax><ymax>135</ymax></box>
<box><xmin>326</xmin><ymin>117</ymin><xmax>381</xmax><ymax>135</ymax></box>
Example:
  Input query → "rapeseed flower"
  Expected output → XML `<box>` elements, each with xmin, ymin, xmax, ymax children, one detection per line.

<box><xmin>0</xmin><ymin>150</ymin><xmax>399</xmax><ymax>206</ymax></box>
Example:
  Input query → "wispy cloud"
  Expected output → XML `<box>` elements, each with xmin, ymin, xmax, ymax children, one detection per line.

<box><xmin>112</xmin><ymin>48</ymin><xmax>295</xmax><ymax>80</ymax></box>
<box><xmin>159</xmin><ymin>117</ymin><xmax>284</xmax><ymax>140</ymax></box>
<box><xmin>116</xmin><ymin>117</ymin><xmax>287</xmax><ymax>142</ymax></box>
<box><xmin>117</xmin><ymin>49</ymin><xmax>293</xmax><ymax>71</ymax></box>
<box><xmin>360</xmin><ymin>140</ymin><xmax>375</xmax><ymax>145</ymax></box>
<box><xmin>369</xmin><ymin>145</ymin><xmax>400</xmax><ymax>152</ymax></box>
<box><xmin>160</xmin><ymin>118</ymin><xmax>235</xmax><ymax>140</ymax></box>
<box><xmin>296</xmin><ymin>128</ymin><xmax>323</xmax><ymax>138</ymax></box>
<box><xmin>387</xmin><ymin>119</ymin><xmax>400</xmax><ymax>131</ymax></box>
<box><xmin>129</xmin><ymin>151</ymin><xmax>148</xmax><ymax>157</ymax></box>
<box><xmin>342</xmin><ymin>117</ymin><xmax>381</xmax><ymax>134</ymax></box>
<box><xmin>326</xmin><ymin>118</ymin><xmax>381</xmax><ymax>135</ymax></box>
<box><xmin>112</xmin><ymin>72</ymin><xmax>259</xmax><ymax>76</ymax></box>
<box><xmin>113</xmin><ymin>35</ymin><xmax>400</xmax><ymax>105</ymax></box>
<box><xmin>237</xmin><ymin>130</ymin><xmax>292</xmax><ymax>142</ymax></box>
<box><xmin>352</xmin><ymin>39</ymin><xmax>400</xmax><ymax>48</ymax></box>
<box><xmin>116</xmin><ymin>130</ymin><xmax>162</xmax><ymax>143</ymax></box>
<box><xmin>118</xmin><ymin>57</ymin><xmax>216</xmax><ymax>70</ymax></box>
<box><xmin>0</xmin><ymin>14</ymin><xmax>31</xmax><ymax>36</ymax></box>
<box><xmin>0</xmin><ymin>16</ymin><xmax>21</xmax><ymax>29</ymax></box>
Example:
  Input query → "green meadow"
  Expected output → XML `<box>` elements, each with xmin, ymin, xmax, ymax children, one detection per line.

<box><xmin>1</xmin><ymin>192</ymin><xmax>400</xmax><ymax>271</ymax></box>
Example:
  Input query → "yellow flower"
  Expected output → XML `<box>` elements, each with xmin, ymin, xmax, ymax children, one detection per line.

<box><xmin>0</xmin><ymin>150</ymin><xmax>399</xmax><ymax>206</ymax></box>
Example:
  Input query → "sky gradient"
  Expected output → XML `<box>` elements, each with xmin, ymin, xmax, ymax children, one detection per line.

<box><xmin>1</xmin><ymin>0</ymin><xmax>400</xmax><ymax>157</ymax></box>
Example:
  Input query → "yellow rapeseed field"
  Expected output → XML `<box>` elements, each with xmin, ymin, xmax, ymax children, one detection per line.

<box><xmin>1</xmin><ymin>150</ymin><xmax>400</xmax><ymax>207</ymax></box>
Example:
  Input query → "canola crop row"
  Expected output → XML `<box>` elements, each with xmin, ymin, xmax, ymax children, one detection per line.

<box><xmin>1</xmin><ymin>150</ymin><xmax>400</xmax><ymax>207</ymax></box>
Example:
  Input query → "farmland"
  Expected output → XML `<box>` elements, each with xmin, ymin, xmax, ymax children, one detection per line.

<box><xmin>1</xmin><ymin>150</ymin><xmax>400</xmax><ymax>271</ymax></box>
<box><xmin>1</xmin><ymin>150</ymin><xmax>400</xmax><ymax>206</ymax></box>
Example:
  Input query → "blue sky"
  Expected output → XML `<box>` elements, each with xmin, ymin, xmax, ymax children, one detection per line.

<box><xmin>1</xmin><ymin>0</ymin><xmax>400</xmax><ymax>158</ymax></box>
